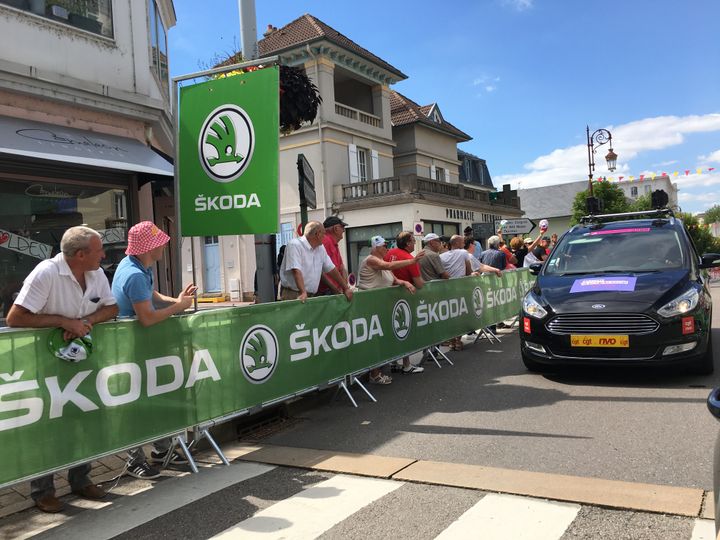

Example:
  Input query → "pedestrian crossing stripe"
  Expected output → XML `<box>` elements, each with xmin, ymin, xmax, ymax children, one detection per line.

<box><xmin>211</xmin><ymin>475</ymin><xmax>403</xmax><ymax>539</ymax></box>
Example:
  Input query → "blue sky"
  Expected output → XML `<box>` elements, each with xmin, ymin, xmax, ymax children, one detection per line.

<box><xmin>169</xmin><ymin>0</ymin><xmax>720</xmax><ymax>214</ymax></box>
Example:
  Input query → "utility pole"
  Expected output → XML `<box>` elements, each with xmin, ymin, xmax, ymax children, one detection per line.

<box><xmin>240</xmin><ymin>0</ymin><xmax>276</xmax><ymax>302</ymax></box>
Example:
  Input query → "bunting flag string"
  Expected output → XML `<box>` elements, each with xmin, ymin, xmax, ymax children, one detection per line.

<box><xmin>594</xmin><ymin>166</ymin><xmax>717</xmax><ymax>183</ymax></box>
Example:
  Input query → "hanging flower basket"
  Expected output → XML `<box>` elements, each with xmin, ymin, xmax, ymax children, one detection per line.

<box><xmin>215</xmin><ymin>64</ymin><xmax>322</xmax><ymax>135</ymax></box>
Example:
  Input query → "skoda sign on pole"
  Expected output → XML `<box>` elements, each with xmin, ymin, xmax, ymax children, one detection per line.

<box><xmin>178</xmin><ymin>67</ymin><xmax>279</xmax><ymax>236</ymax></box>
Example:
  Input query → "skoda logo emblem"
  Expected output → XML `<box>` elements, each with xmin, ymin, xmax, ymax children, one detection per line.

<box><xmin>472</xmin><ymin>287</ymin><xmax>484</xmax><ymax>318</ymax></box>
<box><xmin>199</xmin><ymin>104</ymin><xmax>255</xmax><ymax>183</ymax></box>
<box><xmin>392</xmin><ymin>299</ymin><xmax>412</xmax><ymax>341</ymax></box>
<box><xmin>239</xmin><ymin>325</ymin><xmax>278</xmax><ymax>384</ymax></box>
<box><xmin>591</xmin><ymin>304</ymin><xmax>606</xmax><ymax>310</ymax></box>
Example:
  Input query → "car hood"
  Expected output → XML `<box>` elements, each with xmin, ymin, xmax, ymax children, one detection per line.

<box><xmin>536</xmin><ymin>270</ymin><xmax>690</xmax><ymax>313</ymax></box>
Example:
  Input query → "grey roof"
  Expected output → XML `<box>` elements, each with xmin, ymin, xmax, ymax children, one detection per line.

<box><xmin>518</xmin><ymin>180</ymin><xmax>588</xmax><ymax>219</ymax></box>
<box><xmin>458</xmin><ymin>149</ymin><xmax>494</xmax><ymax>189</ymax></box>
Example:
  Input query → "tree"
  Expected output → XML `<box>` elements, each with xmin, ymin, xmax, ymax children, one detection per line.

<box><xmin>570</xmin><ymin>181</ymin><xmax>630</xmax><ymax>224</ymax></box>
<box><xmin>705</xmin><ymin>204</ymin><xmax>720</xmax><ymax>225</ymax></box>
<box><xmin>677</xmin><ymin>212</ymin><xmax>720</xmax><ymax>255</ymax></box>
<box><xmin>629</xmin><ymin>193</ymin><xmax>653</xmax><ymax>212</ymax></box>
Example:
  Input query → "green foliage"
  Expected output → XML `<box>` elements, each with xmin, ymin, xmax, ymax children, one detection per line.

<box><xmin>705</xmin><ymin>205</ymin><xmax>720</xmax><ymax>225</ymax></box>
<box><xmin>570</xmin><ymin>182</ymin><xmax>630</xmax><ymax>224</ymax></box>
<box><xmin>629</xmin><ymin>193</ymin><xmax>653</xmax><ymax>212</ymax></box>
<box><xmin>677</xmin><ymin>213</ymin><xmax>720</xmax><ymax>255</ymax></box>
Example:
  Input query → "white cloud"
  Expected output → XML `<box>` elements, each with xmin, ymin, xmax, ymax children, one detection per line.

<box><xmin>699</xmin><ymin>149</ymin><xmax>720</xmax><ymax>164</ymax></box>
<box><xmin>652</xmin><ymin>160</ymin><xmax>677</xmax><ymax>167</ymax></box>
<box><xmin>485</xmin><ymin>85</ymin><xmax>496</xmax><ymax>92</ymax></box>
<box><xmin>499</xmin><ymin>113</ymin><xmax>720</xmax><ymax>195</ymax></box>
<box><xmin>501</xmin><ymin>0</ymin><xmax>533</xmax><ymax>11</ymax></box>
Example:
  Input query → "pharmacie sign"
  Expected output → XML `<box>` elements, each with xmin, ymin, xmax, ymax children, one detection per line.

<box><xmin>177</xmin><ymin>67</ymin><xmax>279</xmax><ymax>236</ymax></box>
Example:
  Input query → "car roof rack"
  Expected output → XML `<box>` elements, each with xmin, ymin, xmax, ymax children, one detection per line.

<box><xmin>579</xmin><ymin>207</ymin><xmax>675</xmax><ymax>225</ymax></box>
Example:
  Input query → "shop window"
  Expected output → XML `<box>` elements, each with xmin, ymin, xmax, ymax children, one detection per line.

<box><xmin>0</xmin><ymin>0</ymin><xmax>114</xmax><ymax>38</ymax></box>
<box><xmin>423</xmin><ymin>220</ymin><xmax>459</xmax><ymax>238</ymax></box>
<box><xmin>0</xmin><ymin>179</ymin><xmax>130</xmax><ymax>323</ymax></box>
<box><xmin>346</xmin><ymin>221</ymin><xmax>402</xmax><ymax>274</ymax></box>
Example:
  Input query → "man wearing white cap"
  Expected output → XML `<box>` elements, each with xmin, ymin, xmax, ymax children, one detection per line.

<box><xmin>7</xmin><ymin>225</ymin><xmax>119</xmax><ymax>513</ymax></box>
<box><xmin>418</xmin><ymin>233</ymin><xmax>450</xmax><ymax>281</ymax></box>
<box><xmin>112</xmin><ymin>221</ymin><xmax>197</xmax><ymax>479</ymax></box>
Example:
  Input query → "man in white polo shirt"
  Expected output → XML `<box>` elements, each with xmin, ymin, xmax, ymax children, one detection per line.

<box><xmin>7</xmin><ymin>226</ymin><xmax>119</xmax><ymax>513</ymax></box>
<box><xmin>279</xmin><ymin>221</ymin><xmax>353</xmax><ymax>303</ymax></box>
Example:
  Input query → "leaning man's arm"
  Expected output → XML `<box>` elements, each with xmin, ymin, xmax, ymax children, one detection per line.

<box><xmin>7</xmin><ymin>304</ymin><xmax>73</xmax><ymax>330</ymax></box>
<box><xmin>86</xmin><ymin>304</ymin><xmax>119</xmax><ymax>325</ymax></box>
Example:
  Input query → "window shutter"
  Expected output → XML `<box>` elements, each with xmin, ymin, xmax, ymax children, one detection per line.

<box><xmin>430</xmin><ymin>165</ymin><xmax>436</xmax><ymax>180</ymax></box>
<box><xmin>348</xmin><ymin>144</ymin><xmax>359</xmax><ymax>184</ymax></box>
<box><xmin>371</xmin><ymin>150</ymin><xmax>379</xmax><ymax>180</ymax></box>
<box><xmin>444</xmin><ymin>168</ymin><xmax>450</xmax><ymax>183</ymax></box>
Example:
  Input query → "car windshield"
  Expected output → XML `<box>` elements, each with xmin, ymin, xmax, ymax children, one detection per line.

<box><xmin>544</xmin><ymin>225</ymin><xmax>687</xmax><ymax>275</ymax></box>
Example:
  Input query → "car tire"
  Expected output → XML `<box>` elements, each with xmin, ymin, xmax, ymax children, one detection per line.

<box><xmin>690</xmin><ymin>334</ymin><xmax>714</xmax><ymax>375</ymax></box>
<box><xmin>521</xmin><ymin>349</ymin><xmax>544</xmax><ymax>372</ymax></box>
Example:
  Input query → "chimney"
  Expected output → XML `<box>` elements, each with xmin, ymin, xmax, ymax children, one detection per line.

<box><xmin>263</xmin><ymin>24</ymin><xmax>277</xmax><ymax>37</ymax></box>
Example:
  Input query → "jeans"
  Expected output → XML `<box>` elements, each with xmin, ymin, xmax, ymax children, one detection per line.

<box><xmin>31</xmin><ymin>463</ymin><xmax>91</xmax><ymax>501</ymax></box>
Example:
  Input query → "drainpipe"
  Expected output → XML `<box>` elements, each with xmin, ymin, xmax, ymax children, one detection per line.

<box><xmin>306</xmin><ymin>44</ymin><xmax>329</xmax><ymax>220</ymax></box>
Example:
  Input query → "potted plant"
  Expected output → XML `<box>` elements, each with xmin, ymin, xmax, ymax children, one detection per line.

<box><xmin>67</xmin><ymin>0</ymin><xmax>101</xmax><ymax>33</ymax></box>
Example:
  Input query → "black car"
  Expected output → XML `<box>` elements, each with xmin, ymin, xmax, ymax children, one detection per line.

<box><xmin>519</xmin><ymin>208</ymin><xmax>719</xmax><ymax>373</ymax></box>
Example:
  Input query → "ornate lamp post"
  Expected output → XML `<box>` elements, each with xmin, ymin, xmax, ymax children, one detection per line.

<box><xmin>586</xmin><ymin>125</ymin><xmax>618</xmax><ymax>198</ymax></box>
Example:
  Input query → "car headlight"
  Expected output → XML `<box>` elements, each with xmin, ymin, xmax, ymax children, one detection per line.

<box><xmin>657</xmin><ymin>288</ymin><xmax>699</xmax><ymax>318</ymax></box>
<box><xmin>523</xmin><ymin>293</ymin><xmax>548</xmax><ymax>319</ymax></box>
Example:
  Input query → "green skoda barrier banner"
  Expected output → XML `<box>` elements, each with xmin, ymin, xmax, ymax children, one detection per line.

<box><xmin>177</xmin><ymin>66</ymin><xmax>279</xmax><ymax>236</ymax></box>
<box><xmin>0</xmin><ymin>270</ymin><xmax>532</xmax><ymax>488</ymax></box>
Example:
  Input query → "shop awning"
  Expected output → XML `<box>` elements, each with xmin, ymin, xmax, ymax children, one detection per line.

<box><xmin>0</xmin><ymin>115</ymin><xmax>173</xmax><ymax>176</ymax></box>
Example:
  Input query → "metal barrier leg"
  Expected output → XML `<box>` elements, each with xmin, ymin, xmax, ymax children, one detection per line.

<box><xmin>351</xmin><ymin>375</ymin><xmax>377</xmax><ymax>403</ymax></box>
<box><xmin>199</xmin><ymin>428</ymin><xmax>230</xmax><ymax>466</ymax></box>
<box><xmin>337</xmin><ymin>380</ymin><xmax>358</xmax><ymax>408</ymax></box>
<box><xmin>170</xmin><ymin>434</ymin><xmax>198</xmax><ymax>474</ymax></box>
<box><xmin>432</xmin><ymin>345</ymin><xmax>454</xmax><ymax>366</ymax></box>
<box><xmin>427</xmin><ymin>347</ymin><xmax>443</xmax><ymax>368</ymax></box>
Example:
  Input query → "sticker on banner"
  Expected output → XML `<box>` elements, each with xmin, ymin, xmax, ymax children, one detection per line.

<box><xmin>570</xmin><ymin>276</ymin><xmax>637</xmax><ymax>293</ymax></box>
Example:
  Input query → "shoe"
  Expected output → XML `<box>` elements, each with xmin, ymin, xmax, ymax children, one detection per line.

<box><xmin>390</xmin><ymin>362</ymin><xmax>402</xmax><ymax>373</ymax></box>
<box><xmin>369</xmin><ymin>373</ymin><xmax>392</xmax><ymax>385</ymax></box>
<box><xmin>402</xmin><ymin>365</ymin><xmax>424</xmax><ymax>374</ymax></box>
<box><xmin>126</xmin><ymin>462</ymin><xmax>161</xmax><ymax>480</ymax></box>
<box><xmin>35</xmin><ymin>494</ymin><xmax>63</xmax><ymax>513</ymax></box>
<box><xmin>71</xmin><ymin>484</ymin><xmax>106</xmax><ymax>500</ymax></box>
<box><xmin>149</xmin><ymin>450</ymin><xmax>188</xmax><ymax>466</ymax></box>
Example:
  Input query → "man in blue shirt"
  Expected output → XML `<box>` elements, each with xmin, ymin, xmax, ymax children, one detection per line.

<box><xmin>112</xmin><ymin>221</ymin><xmax>197</xmax><ymax>479</ymax></box>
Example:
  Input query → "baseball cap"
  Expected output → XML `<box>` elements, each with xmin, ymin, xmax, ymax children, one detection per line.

<box><xmin>524</xmin><ymin>237</ymin><xmax>533</xmax><ymax>244</ymax></box>
<box><xmin>423</xmin><ymin>233</ymin><xmax>440</xmax><ymax>242</ymax></box>
<box><xmin>126</xmin><ymin>221</ymin><xmax>170</xmax><ymax>255</ymax></box>
<box><xmin>370</xmin><ymin>235</ymin><xmax>388</xmax><ymax>248</ymax></box>
<box><xmin>323</xmin><ymin>216</ymin><xmax>348</xmax><ymax>228</ymax></box>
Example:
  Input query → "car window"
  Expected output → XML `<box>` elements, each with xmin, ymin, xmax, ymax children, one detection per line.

<box><xmin>544</xmin><ymin>226</ymin><xmax>686</xmax><ymax>275</ymax></box>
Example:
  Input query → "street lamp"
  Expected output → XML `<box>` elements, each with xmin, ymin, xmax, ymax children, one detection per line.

<box><xmin>586</xmin><ymin>125</ymin><xmax>618</xmax><ymax>199</ymax></box>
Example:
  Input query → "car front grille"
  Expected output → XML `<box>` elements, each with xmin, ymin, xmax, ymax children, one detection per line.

<box><xmin>546</xmin><ymin>313</ymin><xmax>659</xmax><ymax>335</ymax></box>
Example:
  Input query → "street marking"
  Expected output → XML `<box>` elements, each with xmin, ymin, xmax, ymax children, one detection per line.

<box><xmin>691</xmin><ymin>519</ymin><xmax>716</xmax><ymax>540</ymax></box>
<box><xmin>436</xmin><ymin>493</ymin><xmax>580</xmax><ymax>540</ymax></box>
<box><xmin>211</xmin><ymin>474</ymin><xmax>402</xmax><ymax>539</ymax></box>
<box><xmin>27</xmin><ymin>462</ymin><xmax>275</xmax><ymax>540</ymax></box>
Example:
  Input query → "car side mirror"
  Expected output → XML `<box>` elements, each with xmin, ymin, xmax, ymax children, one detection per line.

<box><xmin>699</xmin><ymin>253</ymin><xmax>720</xmax><ymax>269</ymax></box>
<box><xmin>529</xmin><ymin>263</ymin><xmax>543</xmax><ymax>275</ymax></box>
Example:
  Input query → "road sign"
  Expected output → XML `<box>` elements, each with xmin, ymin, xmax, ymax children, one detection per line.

<box><xmin>471</xmin><ymin>222</ymin><xmax>495</xmax><ymax>242</ymax></box>
<box><xmin>297</xmin><ymin>154</ymin><xmax>316</xmax><ymax>211</ymax></box>
<box><xmin>494</xmin><ymin>218</ymin><xmax>536</xmax><ymax>235</ymax></box>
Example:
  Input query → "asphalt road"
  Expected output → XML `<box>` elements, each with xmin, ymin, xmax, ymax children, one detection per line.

<box><xmin>261</xmin><ymin>284</ymin><xmax>720</xmax><ymax>490</ymax></box>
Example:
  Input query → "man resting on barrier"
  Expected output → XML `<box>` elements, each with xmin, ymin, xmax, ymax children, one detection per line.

<box><xmin>112</xmin><ymin>221</ymin><xmax>197</xmax><ymax>480</ymax></box>
<box><xmin>279</xmin><ymin>221</ymin><xmax>353</xmax><ymax>303</ymax></box>
<box><xmin>357</xmin><ymin>235</ymin><xmax>424</xmax><ymax>384</ymax></box>
<box><xmin>6</xmin><ymin>226</ymin><xmax>119</xmax><ymax>513</ymax></box>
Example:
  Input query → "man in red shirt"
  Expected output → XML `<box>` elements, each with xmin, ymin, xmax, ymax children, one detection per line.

<box><xmin>385</xmin><ymin>231</ymin><xmax>424</xmax><ymax>289</ymax></box>
<box><xmin>384</xmin><ymin>231</ymin><xmax>424</xmax><ymax>374</ymax></box>
<box><xmin>318</xmin><ymin>216</ymin><xmax>349</xmax><ymax>295</ymax></box>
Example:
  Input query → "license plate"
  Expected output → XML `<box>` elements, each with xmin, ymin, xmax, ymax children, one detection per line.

<box><xmin>570</xmin><ymin>334</ymin><xmax>629</xmax><ymax>347</ymax></box>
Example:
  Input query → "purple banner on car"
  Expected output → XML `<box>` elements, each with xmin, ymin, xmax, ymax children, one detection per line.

<box><xmin>570</xmin><ymin>276</ymin><xmax>637</xmax><ymax>293</ymax></box>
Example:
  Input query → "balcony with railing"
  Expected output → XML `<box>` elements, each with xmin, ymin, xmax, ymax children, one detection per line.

<box><xmin>334</xmin><ymin>103</ymin><xmax>382</xmax><ymax>128</ymax></box>
<box><xmin>336</xmin><ymin>174</ymin><xmax>521</xmax><ymax>211</ymax></box>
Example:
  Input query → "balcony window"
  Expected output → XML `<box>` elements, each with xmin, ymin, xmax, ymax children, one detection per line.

<box><xmin>630</xmin><ymin>186</ymin><xmax>638</xmax><ymax>197</ymax></box>
<box><xmin>148</xmin><ymin>0</ymin><xmax>169</xmax><ymax>95</ymax></box>
<box><xmin>1</xmin><ymin>0</ymin><xmax>114</xmax><ymax>38</ymax></box>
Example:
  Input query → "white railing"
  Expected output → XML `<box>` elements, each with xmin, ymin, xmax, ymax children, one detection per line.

<box><xmin>335</xmin><ymin>103</ymin><xmax>382</xmax><ymax>128</ymax></box>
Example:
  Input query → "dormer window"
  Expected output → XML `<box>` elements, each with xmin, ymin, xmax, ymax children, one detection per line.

<box><xmin>432</xmin><ymin>110</ymin><xmax>442</xmax><ymax>123</ymax></box>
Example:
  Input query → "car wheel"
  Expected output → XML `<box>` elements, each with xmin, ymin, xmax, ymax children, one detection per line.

<box><xmin>690</xmin><ymin>334</ymin><xmax>714</xmax><ymax>375</ymax></box>
<box><xmin>521</xmin><ymin>349</ymin><xmax>545</xmax><ymax>372</ymax></box>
